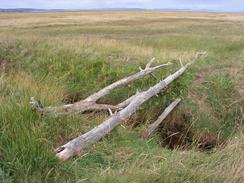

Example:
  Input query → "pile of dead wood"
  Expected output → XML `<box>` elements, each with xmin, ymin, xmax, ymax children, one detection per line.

<box><xmin>31</xmin><ymin>52</ymin><xmax>207</xmax><ymax>160</ymax></box>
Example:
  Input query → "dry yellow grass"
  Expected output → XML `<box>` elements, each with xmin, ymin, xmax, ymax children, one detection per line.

<box><xmin>1</xmin><ymin>11</ymin><xmax>244</xmax><ymax>28</ymax></box>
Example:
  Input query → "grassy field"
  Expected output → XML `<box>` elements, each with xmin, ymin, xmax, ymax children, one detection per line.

<box><xmin>0</xmin><ymin>11</ymin><xmax>243</xmax><ymax>182</ymax></box>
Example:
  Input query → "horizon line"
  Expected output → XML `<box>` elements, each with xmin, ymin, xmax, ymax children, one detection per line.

<box><xmin>1</xmin><ymin>7</ymin><xmax>244</xmax><ymax>14</ymax></box>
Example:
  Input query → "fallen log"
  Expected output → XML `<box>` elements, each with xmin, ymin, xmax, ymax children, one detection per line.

<box><xmin>30</xmin><ymin>58</ymin><xmax>172</xmax><ymax>115</ymax></box>
<box><xmin>142</xmin><ymin>98</ymin><xmax>181</xmax><ymax>138</ymax></box>
<box><xmin>55</xmin><ymin>60</ymin><xmax>195</xmax><ymax>160</ymax></box>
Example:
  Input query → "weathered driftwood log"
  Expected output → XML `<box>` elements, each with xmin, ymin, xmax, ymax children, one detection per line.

<box><xmin>30</xmin><ymin>58</ymin><xmax>172</xmax><ymax>115</ymax></box>
<box><xmin>55</xmin><ymin>61</ymin><xmax>193</xmax><ymax>160</ymax></box>
<box><xmin>142</xmin><ymin>98</ymin><xmax>181</xmax><ymax>138</ymax></box>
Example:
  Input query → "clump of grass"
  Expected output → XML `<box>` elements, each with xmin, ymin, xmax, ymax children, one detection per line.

<box><xmin>204</xmin><ymin>75</ymin><xmax>243</xmax><ymax>138</ymax></box>
<box><xmin>205</xmin><ymin>75</ymin><xmax>235</xmax><ymax>117</ymax></box>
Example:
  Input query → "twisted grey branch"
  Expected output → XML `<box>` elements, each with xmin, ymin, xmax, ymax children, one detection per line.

<box><xmin>30</xmin><ymin>59</ymin><xmax>172</xmax><ymax>115</ymax></box>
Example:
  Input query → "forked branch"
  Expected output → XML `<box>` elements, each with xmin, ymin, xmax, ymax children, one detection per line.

<box><xmin>31</xmin><ymin>59</ymin><xmax>172</xmax><ymax>115</ymax></box>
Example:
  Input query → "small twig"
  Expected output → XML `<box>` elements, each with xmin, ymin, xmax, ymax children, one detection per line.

<box><xmin>179</xmin><ymin>57</ymin><xmax>184</xmax><ymax>67</ymax></box>
<box><xmin>120</xmin><ymin>124</ymin><xmax>126</xmax><ymax>129</ymax></box>
<box><xmin>153</xmin><ymin>62</ymin><xmax>173</xmax><ymax>70</ymax></box>
<box><xmin>146</xmin><ymin>57</ymin><xmax>156</xmax><ymax>69</ymax></box>
<box><xmin>195</xmin><ymin>51</ymin><xmax>208</xmax><ymax>59</ymax></box>
<box><xmin>150</xmin><ymin>73</ymin><xmax>159</xmax><ymax>80</ymax></box>
<box><xmin>108</xmin><ymin>108</ymin><xmax>113</xmax><ymax>116</ymax></box>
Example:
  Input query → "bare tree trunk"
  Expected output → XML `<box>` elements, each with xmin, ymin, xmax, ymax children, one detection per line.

<box><xmin>56</xmin><ymin>62</ymin><xmax>192</xmax><ymax>160</ymax></box>
<box><xmin>30</xmin><ymin>59</ymin><xmax>172</xmax><ymax>115</ymax></box>
<box><xmin>142</xmin><ymin>98</ymin><xmax>181</xmax><ymax>138</ymax></box>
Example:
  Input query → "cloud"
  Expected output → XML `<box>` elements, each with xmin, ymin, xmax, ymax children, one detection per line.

<box><xmin>0</xmin><ymin>0</ymin><xmax>244</xmax><ymax>12</ymax></box>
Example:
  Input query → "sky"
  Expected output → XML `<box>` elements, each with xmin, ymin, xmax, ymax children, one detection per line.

<box><xmin>1</xmin><ymin>0</ymin><xmax>244</xmax><ymax>12</ymax></box>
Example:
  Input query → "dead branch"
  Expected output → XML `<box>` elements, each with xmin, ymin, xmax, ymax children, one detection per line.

<box><xmin>31</xmin><ymin>59</ymin><xmax>172</xmax><ymax>115</ymax></box>
<box><xmin>142</xmin><ymin>98</ymin><xmax>181</xmax><ymax>138</ymax></box>
<box><xmin>55</xmin><ymin>61</ymin><xmax>193</xmax><ymax>160</ymax></box>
